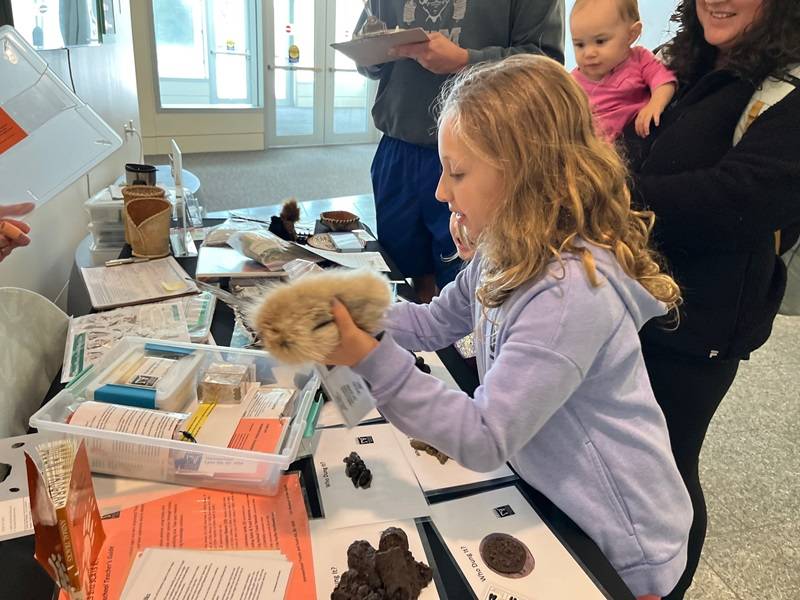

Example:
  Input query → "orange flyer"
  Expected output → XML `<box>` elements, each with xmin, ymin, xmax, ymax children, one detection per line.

<box><xmin>70</xmin><ymin>473</ymin><xmax>315</xmax><ymax>600</ymax></box>
<box><xmin>228</xmin><ymin>417</ymin><xmax>286</xmax><ymax>453</ymax></box>
<box><xmin>0</xmin><ymin>107</ymin><xmax>27</xmax><ymax>154</ymax></box>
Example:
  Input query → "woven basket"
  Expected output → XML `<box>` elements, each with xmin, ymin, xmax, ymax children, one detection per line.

<box><xmin>125</xmin><ymin>197</ymin><xmax>171</xmax><ymax>258</ymax></box>
<box><xmin>121</xmin><ymin>186</ymin><xmax>166</xmax><ymax>243</ymax></box>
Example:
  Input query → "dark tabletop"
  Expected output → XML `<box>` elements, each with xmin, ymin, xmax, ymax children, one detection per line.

<box><xmin>2</xmin><ymin>219</ymin><xmax>634</xmax><ymax>600</ymax></box>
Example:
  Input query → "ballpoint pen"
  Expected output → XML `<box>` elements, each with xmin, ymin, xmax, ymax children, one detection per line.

<box><xmin>104</xmin><ymin>257</ymin><xmax>151</xmax><ymax>267</ymax></box>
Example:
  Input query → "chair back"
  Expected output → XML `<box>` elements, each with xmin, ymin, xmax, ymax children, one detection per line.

<box><xmin>0</xmin><ymin>288</ymin><xmax>68</xmax><ymax>438</ymax></box>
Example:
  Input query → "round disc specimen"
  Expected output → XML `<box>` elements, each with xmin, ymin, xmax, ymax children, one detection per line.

<box><xmin>479</xmin><ymin>533</ymin><xmax>535</xmax><ymax>578</ymax></box>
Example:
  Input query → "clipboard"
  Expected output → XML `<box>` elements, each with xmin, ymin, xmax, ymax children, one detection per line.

<box><xmin>331</xmin><ymin>27</ymin><xmax>430</xmax><ymax>67</ymax></box>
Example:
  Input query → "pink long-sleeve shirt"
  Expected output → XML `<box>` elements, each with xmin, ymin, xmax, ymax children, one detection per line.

<box><xmin>572</xmin><ymin>46</ymin><xmax>677</xmax><ymax>139</ymax></box>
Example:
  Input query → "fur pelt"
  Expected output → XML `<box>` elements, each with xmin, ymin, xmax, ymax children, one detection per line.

<box><xmin>253</xmin><ymin>269</ymin><xmax>392</xmax><ymax>364</ymax></box>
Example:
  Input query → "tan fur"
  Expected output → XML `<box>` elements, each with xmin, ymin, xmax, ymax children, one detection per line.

<box><xmin>253</xmin><ymin>269</ymin><xmax>392</xmax><ymax>364</ymax></box>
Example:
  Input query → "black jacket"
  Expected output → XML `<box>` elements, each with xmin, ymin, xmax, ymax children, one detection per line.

<box><xmin>623</xmin><ymin>69</ymin><xmax>800</xmax><ymax>360</ymax></box>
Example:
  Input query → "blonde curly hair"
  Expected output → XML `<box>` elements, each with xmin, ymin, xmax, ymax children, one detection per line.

<box><xmin>436</xmin><ymin>54</ymin><xmax>680</xmax><ymax>313</ymax></box>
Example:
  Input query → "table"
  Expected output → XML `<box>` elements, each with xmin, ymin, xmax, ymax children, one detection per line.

<box><xmin>2</xmin><ymin>208</ymin><xmax>634</xmax><ymax>600</ymax></box>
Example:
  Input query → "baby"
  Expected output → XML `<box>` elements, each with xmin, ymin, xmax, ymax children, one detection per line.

<box><xmin>570</xmin><ymin>0</ymin><xmax>676</xmax><ymax>139</ymax></box>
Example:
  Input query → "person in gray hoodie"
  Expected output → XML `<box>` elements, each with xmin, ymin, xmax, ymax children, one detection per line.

<box><xmin>355</xmin><ymin>0</ymin><xmax>564</xmax><ymax>302</ymax></box>
<box><xmin>325</xmin><ymin>55</ymin><xmax>692</xmax><ymax>599</ymax></box>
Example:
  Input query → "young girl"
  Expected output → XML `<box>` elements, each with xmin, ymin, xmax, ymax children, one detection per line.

<box><xmin>570</xmin><ymin>0</ymin><xmax>676</xmax><ymax>139</ymax></box>
<box><xmin>325</xmin><ymin>55</ymin><xmax>691</xmax><ymax>599</ymax></box>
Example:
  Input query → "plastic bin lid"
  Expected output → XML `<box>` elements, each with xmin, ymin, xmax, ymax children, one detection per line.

<box><xmin>0</xmin><ymin>25</ymin><xmax>122</xmax><ymax>205</ymax></box>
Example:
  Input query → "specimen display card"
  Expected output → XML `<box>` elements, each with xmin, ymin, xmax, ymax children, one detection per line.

<box><xmin>429</xmin><ymin>486</ymin><xmax>606</xmax><ymax>599</ymax></box>
<box><xmin>310</xmin><ymin>519</ymin><xmax>438</xmax><ymax>600</ymax></box>
<box><xmin>314</xmin><ymin>423</ymin><xmax>429</xmax><ymax>529</ymax></box>
<box><xmin>390</xmin><ymin>426</ymin><xmax>516</xmax><ymax>495</ymax></box>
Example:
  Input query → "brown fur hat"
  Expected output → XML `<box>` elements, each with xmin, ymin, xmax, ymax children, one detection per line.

<box><xmin>253</xmin><ymin>269</ymin><xmax>392</xmax><ymax>364</ymax></box>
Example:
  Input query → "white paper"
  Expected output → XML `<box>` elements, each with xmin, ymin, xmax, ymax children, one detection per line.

<box><xmin>429</xmin><ymin>487</ymin><xmax>605</xmax><ymax>599</ymax></box>
<box><xmin>331</xmin><ymin>27</ymin><xmax>430</xmax><ymax>67</ymax></box>
<box><xmin>310</xmin><ymin>519</ymin><xmax>438</xmax><ymax>600</ymax></box>
<box><xmin>302</xmin><ymin>245</ymin><xmax>391</xmax><ymax>272</ymax></box>
<box><xmin>316</xmin><ymin>366</ymin><xmax>377</xmax><ymax>428</ymax></box>
<box><xmin>81</xmin><ymin>257</ymin><xmax>198</xmax><ymax>310</ymax></box>
<box><xmin>62</xmin><ymin>302</ymin><xmax>191</xmax><ymax>382</ymax></box>
<box><xmin>120</xmin><ymin>547</ymin><xmax>292</xmax><ymax>600</ymax></box>
<box><xmin>391</xmin><ymin>426</ymin><xmax>516</xmax><ymax>495</ymax></box>
<box><xmin>0</xmin><ymin>497</ymin><xmax>33</xmax><ymax>541</ymax></box>
<box><xmin>314</xmin><ymin>423</ymin><xmax>430</xmax><ymax>529</ymax></box>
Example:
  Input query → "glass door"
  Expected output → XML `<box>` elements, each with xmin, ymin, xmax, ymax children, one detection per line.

<box><xmin>265</xmin><ymin>0</ymin><xmax>377</xmax><ymax>146</ymax></box>
<box><xmin>323</xmin><ymin>0</ymin><xmax>378</xmax><ymax>144</ymax></box>
<box><xmin>266</xmin><ymin>0</ymin><xmax>325</xmax><ymax>145</ymax></box>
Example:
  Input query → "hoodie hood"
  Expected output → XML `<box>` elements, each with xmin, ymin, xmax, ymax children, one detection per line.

<box><xmin>580</xmin><ymin>244</ymin><xmax>668</xmax><ymax>330</ymax></box>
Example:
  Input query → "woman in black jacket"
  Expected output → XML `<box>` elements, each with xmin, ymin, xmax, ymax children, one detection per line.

<box><xmin>622</xmin><ymin>1</ymin><xmax>800</xmax><ymax>598</ymax></box>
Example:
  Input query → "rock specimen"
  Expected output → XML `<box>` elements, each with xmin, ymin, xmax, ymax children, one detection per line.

<box><xmin>409</xmin><ymin>439</ymin><xmax>450</xmax><ymax>465</ymax></box>
<box><xmin>343</xmin><ymin>452</ymin><xmax>373</xmax><ymax>489</ymax></box>
<box><xmin>479</xmin><ymin>532</ymin><xmax>535</xmax><ymax>578</ymax></box>
<box><xmin>331</xmin><ymin>527</ymin><xmax>433</xmax><ymax>600</ymax></box>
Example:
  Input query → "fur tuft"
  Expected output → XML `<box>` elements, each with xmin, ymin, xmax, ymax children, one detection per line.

<box><xmin>254</xmin><ymin>269</ymin><xmax>392</xmax><ymax>364</ymax></box>
<box><xmin>280</xmin><ymin>198</ymin><xmax>301</xmax><ymax>223</ymax></box>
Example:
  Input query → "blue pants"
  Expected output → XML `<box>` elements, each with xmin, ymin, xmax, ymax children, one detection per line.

<box><xmin>371</xmin><ymin>135</ymin><xmax>461</xmax><ymax>289</ymax></box>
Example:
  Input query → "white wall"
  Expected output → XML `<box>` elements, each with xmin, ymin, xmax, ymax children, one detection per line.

<box><xmin>131</xmin><ymin>2</ymin><xmax>264</xmax><ymax>155</ymax></box>
<box><xmin>0</xmin><ymin>0</ymin><xmax>140</xmax><ymax>310</ymax></box>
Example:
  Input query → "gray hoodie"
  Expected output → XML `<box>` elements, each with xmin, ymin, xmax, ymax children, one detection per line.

<box><xmin>353</xmin><ymin>247</ymin><xmax>692</xmax><ymax>596</ymax></box>
<box><xmin>356</xmin><ymin>1</ymin><xmax>565</xmax><ymax>146</ymax></box>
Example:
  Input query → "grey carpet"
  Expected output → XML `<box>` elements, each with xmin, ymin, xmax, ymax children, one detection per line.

<box><xmin>147</xmin><ymin>143</ymin><xmax>377</xmax><ymax>213</ymax></box>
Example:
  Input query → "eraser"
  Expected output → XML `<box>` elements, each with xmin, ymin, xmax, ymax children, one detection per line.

<box><xmin>0</xmin><ymin>221</ymin><xmax>24</xmax><ymax>241</ymax></box>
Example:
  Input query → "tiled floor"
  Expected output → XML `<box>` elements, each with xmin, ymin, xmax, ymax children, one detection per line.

<box><xmin>687</xmin><ymin>314</ymin><xmax>800</xmax><ymax>599</ymax></box>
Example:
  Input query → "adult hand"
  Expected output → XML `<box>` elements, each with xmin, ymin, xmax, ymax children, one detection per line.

<box><xmin>391</xmin><ymin>32</ymin><xmax>469</xmax><ymax>75</ymax></box>
<box><xmin>323</xmin><ymin>298</ymin><xmax>379</xmax><ymax>367</ymax></box>
<box><xmin>0</xmin><ymin>202</ymin><xmax>34</xmax><ymax>262</ymax></box>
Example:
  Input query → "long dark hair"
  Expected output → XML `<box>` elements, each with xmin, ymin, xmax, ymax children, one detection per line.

<box><xmin>665</xmin><ymin>0</ymin><xmax>800</xmax><ymax>85</ymax></box>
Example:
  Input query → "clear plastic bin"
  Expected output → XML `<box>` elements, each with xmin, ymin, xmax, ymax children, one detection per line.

<box><xmin>30</xmin><ymin>337</ymin><xmax>319</xmax><ymax>496</ymax></box>
<box><xmin>88</xmin><ymin>222</ymin><xmax>127</xmax><ymax>247</ymax></box>
<box><xmin>85</xmin><ymin>188</ymin><xmax>124</xmax><ymax>225</ymax></box>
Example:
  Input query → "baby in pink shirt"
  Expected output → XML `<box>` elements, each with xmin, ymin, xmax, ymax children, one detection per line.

<box><xmin>570</xmin><ymin>0</ymin><xmax>676</xmax><ymax>140</ymax></box>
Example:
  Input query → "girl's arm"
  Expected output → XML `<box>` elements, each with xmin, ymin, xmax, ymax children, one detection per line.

<box><xmin>383</xmin><ymin>259</ymin><xmax>476</xmax><ymax>351</ymax></box>
<box><xmin>344</xmin><ymin>269</ymin><xmax>619</xmax><ymax>472</ymax></box>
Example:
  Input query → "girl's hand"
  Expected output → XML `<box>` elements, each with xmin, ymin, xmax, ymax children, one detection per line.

<box><xmin>324</xmin><ymin>298</ymin><xmax>379</xmax><ymax>366</ymax></box>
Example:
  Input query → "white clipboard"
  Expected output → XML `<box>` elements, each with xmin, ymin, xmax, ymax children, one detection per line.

<box><xmin>331</xmin><ymin>28</ymin><xmax>430</xmax><ymax>67</ymax></box>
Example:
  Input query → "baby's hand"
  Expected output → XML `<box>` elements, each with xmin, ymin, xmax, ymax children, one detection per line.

<box><xmin>635</xmin><ymin>102</ymin><xmax>664</xmax><ymax>138</ymax></box>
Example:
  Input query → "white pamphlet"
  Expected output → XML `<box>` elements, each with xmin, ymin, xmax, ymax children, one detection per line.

<box><xmin>391</xmin><ymin>426</ymin><xmax>516</xmax><ymax>495</ymax></box>
<box><xmin>310</xmin><ymin>519</ymin><xmax>438</xmax><ymax>600</ymax></box>
<box><xmin>62</xmin><ymin>302</ymin><xmax>191</xmax><ymax>382</ymax></box>
<box><xmin>0</xmin><ymin>497</ymin><xmax>33</xmax><ymax>541</ymax></box>
<box><xmin>120</xmin><ymin>547</ymin><xmax>292</xmax><ymax>600</ymax></box>
<box><xmin>314</xmin><ymin>423</ymin><xmax>430</xmax><ymax>529</ymax></box>
<box><xmin>316</xmin><ymin>365</ymin><xmax>377</xmax><ymax>428</ymax></box>
<box><xmin>429</xmin><ymin>486</ymin><xmax>606</xmax><ymax>599</ymax></box>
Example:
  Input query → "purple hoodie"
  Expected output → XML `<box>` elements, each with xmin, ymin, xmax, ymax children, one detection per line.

<box><xmin>352</xmin><ymin>247</ymin><xmax>692</xmax><ymax>597</ymax></box>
